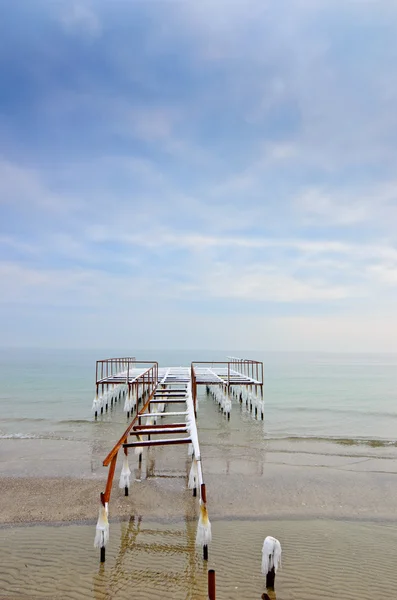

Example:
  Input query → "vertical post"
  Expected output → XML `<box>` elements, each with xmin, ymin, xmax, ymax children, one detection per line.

<box><xmin>124</xmin><ymin>446</ymin><xmax>129</xmax><ymax>496</ymax></box>
<box><xmin>266</xmin><ymin>567</ymin><xmax>275</xmax><ymax>590</ymax></box>
<box><xmin>208</xmin><ymin>569</ymin><xmax>216</xmax><ymax>600</ymax></box>
<box><xmin>99</xmin><ymin>491</ymin><xmax>106</xmax><ymax>563</ymax></box>
<box><xmin>191</xmin><ymin>365</ymin><xmax>197</xmax><ymax>414</ymax></box>
<box><xmin>201</xmin><ymin>483</ymin><xmax>208</xmax><ymax>561</ymax></box>
<box><xmin>95</xmin><ymin>383</ymin><xmax>99</xmax><ymax>419</ymax></box>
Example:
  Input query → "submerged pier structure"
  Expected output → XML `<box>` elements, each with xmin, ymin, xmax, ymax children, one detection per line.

<box><xmin>92</xmin><ymin>356</ymin><xmax>264</xmax><ymax>593</ymax></box>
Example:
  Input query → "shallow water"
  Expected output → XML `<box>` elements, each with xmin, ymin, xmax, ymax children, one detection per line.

<box><xmin>2</xmin><ymin>349</ymin><xmax>397</xmax><ymax>598</ymax></box>
<box><xmin>1</xmin><ymin>349</ymin><xmax>397</xmax><ymax>446</ymax></box>
<box><xmin>1</xmin><ymin>517</ymin><xmax>397</xmax><ymax>600</ymax></box>
<box><xmin>0</xmin><ymin>349</ymin><xmax>397</xmax><ymax>458</ymax></box>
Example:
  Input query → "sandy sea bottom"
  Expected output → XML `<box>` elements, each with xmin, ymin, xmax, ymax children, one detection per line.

<box><xmin>2</xmin><ymin>435</ymin><xmax>397</xmax><ymax>599</ymax></box>
<box><xmin>3</xmin><ymin>380</ymin><xmax>397</xmax><ymax>600</ymax></box>
<box><xmin>1</xmin><ymin>517</ymin><xmax>397</xmax><ymax>600</ymax></box>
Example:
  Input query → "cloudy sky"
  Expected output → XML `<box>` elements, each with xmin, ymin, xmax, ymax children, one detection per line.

<box><xmin>1</xmin><ymin>0</ymin><xmax>397</xmax><ymax>351</ymax></box>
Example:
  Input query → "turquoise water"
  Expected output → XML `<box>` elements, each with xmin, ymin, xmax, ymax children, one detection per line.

<box><xmin>0</xmin><ymin>348</ymin><xmax>397</xmax><ymax>444</ymax></box>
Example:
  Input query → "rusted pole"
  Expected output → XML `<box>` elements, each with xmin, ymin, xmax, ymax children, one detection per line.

<box><xmin>103</xmin><ymin>380</ymin><xmax>157</xmax><ymax>466</ymax></box>
<box><xmin>201</xmin><ymin>482</ymin><xmax>207</xmax><ymax>503</ymax></box>
<box><xmin>104</xmin><ymin>454</ymin><xmax>118</xmax><ymax>503</ymax></box>
<box><xmin>208</xmin><ymin>569</ymin><xmax>216</xmax><ymax>600</ymax></box>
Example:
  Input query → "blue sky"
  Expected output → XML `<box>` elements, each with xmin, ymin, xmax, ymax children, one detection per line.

<box><xmin>1</xmin><ymin>0</ymin><xmax>397</xmax><ymax>351</ymax></box>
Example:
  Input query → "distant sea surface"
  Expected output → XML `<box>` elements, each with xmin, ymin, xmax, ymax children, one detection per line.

<box><xmin>1</xmin><ymin>348</ymin><xmax>396</xmax><ymax>447</ymax></box>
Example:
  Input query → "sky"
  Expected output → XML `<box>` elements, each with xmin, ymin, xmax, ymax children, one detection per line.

<box><xmin>1</xmin><ymin>0</ymin><xmax>397</xmax><ymax>352</ymax></box>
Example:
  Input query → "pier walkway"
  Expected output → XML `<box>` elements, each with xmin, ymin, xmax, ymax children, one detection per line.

<box><xmin>92</xmin><ymin>356</ymin><xmax>264</xmax><ymax>598</ymax></box>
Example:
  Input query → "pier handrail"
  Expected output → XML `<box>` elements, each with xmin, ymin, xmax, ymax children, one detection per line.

<box><xmin>103</xmin><ymin>362</ymin><xmax>158</xmax><ymax>468</ymax></box>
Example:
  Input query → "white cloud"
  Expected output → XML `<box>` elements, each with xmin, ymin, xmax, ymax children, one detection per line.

<box><xmin>295</xmin><ymin>182</ymin><xmax>397</xmax><ymax>227</ymax></box>
<box><xmin>2</xmin><ymin>0</ymin><xmax>397</xmax><ymax>350</ymax></box>
<box><xmin>0</xmin><ymin>235</ymin><xmax>39</xmax><ymax>255</ymax></box>
<box><xmin>0</xmin><ymin>261</ymin><xmax>158</xmax><ymax>307</ymax></box>
<box><xmin>368</xmin><ymin>264</ymin><xmax>397</xmax><ymax>286</ymax></box>
<box><xmin>82</xmin><ymin>226</ymin><xmax>395</xmax><ymax>261</ymax></box>
<box><xmin>0</xmin><ymin>160</ymin><xmax>83</xmax><ymax>215</ymax></box>
<box><xmin>59</xmin><ymin>1</ymin><xmax>101</xmax><ymax>37</ymax></box>
<box><xmin>198</xmin><ymin>263</ymin><xmax>353</xmax><ymax>302</ymax></box>
<box><xmin>126</xmin><ymin>107</ymin><xmax>175</xmax><ymax>141</ymax></box>
<box><xmin>296</xmin><ymin>188</ymin><xmax>370</xmax><ymax>225</ymax></box>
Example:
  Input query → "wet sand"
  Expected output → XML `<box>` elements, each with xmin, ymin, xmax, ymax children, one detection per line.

<box><xmin>2</xmin><ymin>435</ymin><xmax>397</xmax><ymax>599</ymax></box>
<box><xmin>2</xmin><ymin>517</ymin><xmax>397</xmax><ymax>600</ymax></box>
<box><xmin>2</xmin><ymin>435</ymin><xmax>397</xmax><ymax>524</ymax></box>
<box><xmin>3</xmin><ymin>394</ymin><xmax>397</xmax><ymax>600</ymax></box>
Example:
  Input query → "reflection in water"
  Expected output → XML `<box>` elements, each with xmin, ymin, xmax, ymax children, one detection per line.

<box><xmin>146</xmin><ymin>447</ymin><xmax>156</xmax><ymax>479</ymax></box>
<box><xmin>91</xmin><ymin>432</ymin><xmax>207</xmax><ymax>599</ymax></box>
<box><xmin>2</xmin><ymin>518</ymin><xmax>397</xmax><ymax>600</ymax></box>
<box><xmin>88</xmin><ymin>390</ymin><xmax>271</xmax><ymax>600</ymax></box>
<box><xmin>91</xmin><ymin>513</ymin><xmax>207</xmax><ymax>599</ymax></box>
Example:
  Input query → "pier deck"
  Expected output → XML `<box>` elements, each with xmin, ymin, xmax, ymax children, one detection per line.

<box><xmin>93</xmin><ymin>355</ymin><xmax>264</xmax><ymax>597</ymax></box>
<box><xmin>96</xmin><ymin>361</ymin><xmax>263</xmax><ymax>388</ymax></box>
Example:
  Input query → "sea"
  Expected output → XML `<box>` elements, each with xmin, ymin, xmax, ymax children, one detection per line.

<box><xmin>1</xmin><ymin>348</ymin><xmax>397</xmax><ymax>446</ymax></box>
<box><xmin>2</xmin><ymin>348</ymin><xmax>397</xmax><ymax>600</ymax></box>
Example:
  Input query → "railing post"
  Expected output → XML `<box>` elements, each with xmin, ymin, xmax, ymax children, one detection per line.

<box><xmin>208</xmin><ymin>569</ymin><xmax>216</xmax><ymax>600</ymax></box>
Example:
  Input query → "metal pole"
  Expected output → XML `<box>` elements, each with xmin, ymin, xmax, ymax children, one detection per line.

<box><xmin>266</xmin><ymin>567</ymin><xmax>275</xmax><ymax>590</ymax></box>
<box><xmin>208</xmin><ymin>569</ymin><xmax>216</xmax><ymax>600</ymax></box>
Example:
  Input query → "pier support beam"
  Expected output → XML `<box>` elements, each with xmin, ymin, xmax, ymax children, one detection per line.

<box><xmin>208</xmin><ymin>569</ymin><xmax>216</xmax><ymax>600</ymax></box>
<box><xmin>266</xmin><ymin>567</ymin><xmax>275</xmax><ymax>590</ymax></box>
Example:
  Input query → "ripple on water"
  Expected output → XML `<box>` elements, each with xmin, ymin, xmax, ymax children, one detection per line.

<box><xmin>1</xmin><ymin>518</ymin><xmax>397</xmax><ymax>599</ymax></box>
